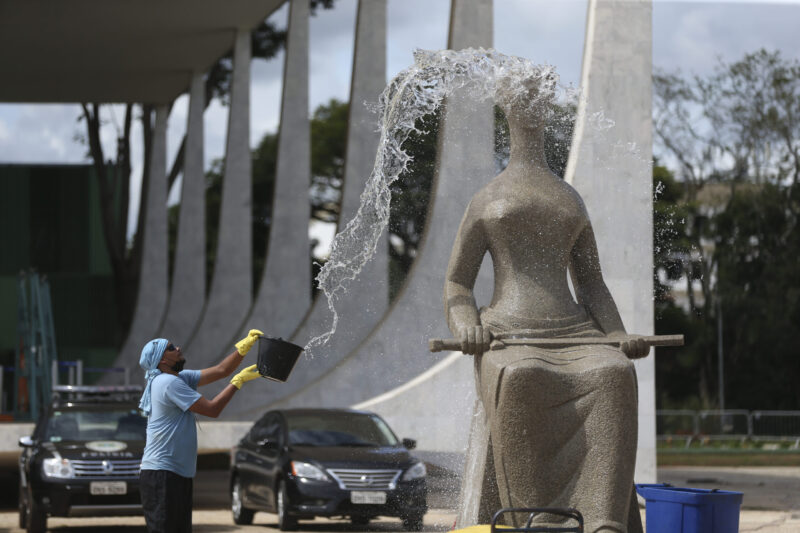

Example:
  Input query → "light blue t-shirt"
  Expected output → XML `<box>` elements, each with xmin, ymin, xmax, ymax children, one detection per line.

<box><xmin>140</xmin><ymin>369</ymin><xmax>202</xmax><ymax>478</ymax></box>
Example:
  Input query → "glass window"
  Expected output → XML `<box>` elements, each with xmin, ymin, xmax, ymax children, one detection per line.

<box><xmin>44</xmin><ymin>409</ymin><xmax>147</xmax><ymax>442</ymax></box>
<box><xmin>286</xmin><ymin>412</ymin><xmax>399</xmax><ymax>447</ymax></box>
<box><xmin>250</xmin><ymin>414</ymin><xmax>283</xmax><ymax>445</ymax></box>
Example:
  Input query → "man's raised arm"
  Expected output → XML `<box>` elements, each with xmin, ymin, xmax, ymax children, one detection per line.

<box><xmin>198</xmin><ymin>329</ymin><xmax>263</xmax><ymax>386</ymax></box>
<box><xmin>191</xmin><ymin>365</ymin><xmax>261</xmax><ymax>417</ymax></box>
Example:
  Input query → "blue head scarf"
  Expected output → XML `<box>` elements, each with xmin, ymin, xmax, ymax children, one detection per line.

<box><xmin>139</xmin><ymin>338</ymin><xmax>169</xmax><ymax>415</ymax></box>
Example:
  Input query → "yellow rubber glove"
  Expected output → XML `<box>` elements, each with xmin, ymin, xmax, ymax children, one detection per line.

<box><xmin>230</xmin><ymin>364</ymin><xmax>260</xmax><ymax>389</ymax></box>
<box><xmin>235</xmin><ymin>329</ymin><xmax>264</xmax><ymax>356</ymax></box>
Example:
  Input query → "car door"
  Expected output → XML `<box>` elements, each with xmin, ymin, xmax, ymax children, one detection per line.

<box><xmin>246</xmin><ymin>413</ymin><xmax>284</xmax><ymax>509</ymax></box>
<box><xmin>234</xmin><ymin>414</ymin><xmax>270</xmax><ymax>509</ymax></box>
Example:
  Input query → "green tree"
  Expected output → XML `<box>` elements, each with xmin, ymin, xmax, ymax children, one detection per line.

<box><xmin>310</xmin><ymin>99</ymin><xmax>349</xmax><ymax>224</ymax></box>
<box><xmin>191</xmin><ymin>98</ymin><xmax>349</xmax><ymax>297</ymax></box>
<box><xmin>652</xmin><ymin>162</ymin><xmax>712</xmax><ymax>408</ymax></box>
<box><xmin>713</xmin><ymin>183</ymin><xmax>800</xmax><ymax>408</ymax></box>
<box><xmin>194</xmin><ymin>133</ymin><xmax>278</xmax><ymax>294</ymax></box>
<box><xmin>653</xmin><ymin>49</ymin><xmax>800</xmax><ymax>408</ymax></box>
<box><xmin>388</xmin><ymin>111</ymin><xmax>440</xmax><ymax>298</ymax></box>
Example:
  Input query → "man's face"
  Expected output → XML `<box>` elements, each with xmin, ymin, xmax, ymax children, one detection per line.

<box><xmin>162</xmin><ymin>342</ymin><xmax>186</xmax><ymax>373</ymax></box>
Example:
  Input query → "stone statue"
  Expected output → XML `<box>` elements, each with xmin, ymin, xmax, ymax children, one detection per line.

<box><xmin>443</xmin><ymin>76</ymin><xmax>647</xmax><ymax>533</ymax></box>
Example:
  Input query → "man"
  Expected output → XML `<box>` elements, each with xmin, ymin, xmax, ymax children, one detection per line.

<box><xmin>137</xmin><ymin>329</ymin><xmax>265</xmax><ymax>533</ymax></box>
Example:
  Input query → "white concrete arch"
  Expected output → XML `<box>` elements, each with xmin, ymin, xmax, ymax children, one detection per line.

<box><xmin>224</xmin><ymin>0</ymin><xmax>389</xmax><ymax>415</ymax></box>
<box><xmin>109</xmin><ymin>105</ymin><xmax>170</xmax><ymax>379</ymax></box>
<box><xmin>158</xmin><ymin>73</ymin><xmax>206</xmax><ymax>344</ymax></box>
<box><xmin>190</xmin><ymin>0</ymin><xmax>315</xmax><ymax>404</ymax></box>
<box><xmin>233</xmin><ymin>0</ymin><xmax>496</xmax><ymax>438</ymax></box>
<box><xmin>183</xmin><ymin>29</ymin><xmax>254</xmax><ymax>365</ymax></box>
<box><xmin>565</xmin><ymin>0</ymin><xmax>656</xmax><ymax>484</ymax></box>
<box><xmin>247</xmin><ymin>0</ymin><xmax>313</xmax><ymax>342</ymax></box>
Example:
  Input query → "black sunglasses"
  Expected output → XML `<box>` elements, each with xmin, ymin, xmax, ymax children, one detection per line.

<box><xmin>166</xmin><ymin>343</ymin><xmax>177</xmax><ymax>352</ymax></box>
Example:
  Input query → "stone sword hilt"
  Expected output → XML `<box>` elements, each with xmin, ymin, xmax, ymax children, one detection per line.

<box><xmin>428</xmin><ymin>334</ymin><xmax>684</xmax><ymax>353</ymax></box>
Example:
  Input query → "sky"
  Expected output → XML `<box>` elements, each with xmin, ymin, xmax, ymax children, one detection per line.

<box><xmin>0</xmin><ymin>0</ymin><xmax>798</xmax><ymax>244</ymax></box>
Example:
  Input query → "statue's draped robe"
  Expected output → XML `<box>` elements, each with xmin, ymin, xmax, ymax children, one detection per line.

<box><xmin>469</xmin><ymin>307</ymin><xmax>643</xmax><ymax>533</ymax></box>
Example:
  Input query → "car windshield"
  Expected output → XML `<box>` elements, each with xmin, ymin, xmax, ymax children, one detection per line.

<box><xmin>286</xmin><ymin>412</ymin><xmax>399</xmax><ymax>447</ymax></box>
<box><xmin>43</xmin><ymin>409</ymin><xmax>147</xmax><ymax>442</ymax></box>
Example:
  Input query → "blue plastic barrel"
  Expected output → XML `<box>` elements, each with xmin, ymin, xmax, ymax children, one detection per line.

<box><xmin>636</xmin><ymin>484</ymin><xmax>743</xmax><ymax>533</ymax></box>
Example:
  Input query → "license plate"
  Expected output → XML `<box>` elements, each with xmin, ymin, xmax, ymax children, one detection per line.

<box><xmin>351</xmin><ymin>491</ymin><xmax>386</xmax><ymax>504</ymax></box>
<box><xmin>90</xmin><ymin>481</ymin><xmax>127</xmax><ymax>495</ymax></box>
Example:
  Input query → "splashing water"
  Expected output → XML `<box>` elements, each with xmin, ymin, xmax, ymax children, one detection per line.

<box><xmin>306</xmin><ymin>48</ymin><xmax>574</xmax><ymax>352</ymax></box>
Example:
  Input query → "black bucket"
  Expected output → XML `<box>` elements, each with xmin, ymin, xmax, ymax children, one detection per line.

<box><xmin>256</xmin><ymin>336</ymin><xmax>303</xmax><ymax>382</ymax></box>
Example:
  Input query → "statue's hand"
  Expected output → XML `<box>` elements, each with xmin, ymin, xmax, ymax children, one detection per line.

<box><xmin>458</xmin><ymin>325</ymin><xmax>492</xmax><ymax>356</ymax></box>
<box><xmin>609</xmin><ymin>332</ymin><xmax>649</xmax><ymax>359</ymax></box>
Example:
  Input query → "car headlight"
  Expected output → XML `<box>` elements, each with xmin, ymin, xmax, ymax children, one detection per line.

<box><xmin>290</xmin><ymin>461</ymin><xmax>330</xmax><ymax>482</ymax></box>
<box><xmin>42</xmin><ymin>457</ymin><xmax>74</xmax><ymax>479</ymax></box>
<box><xmin>402</xmin><ymin>462</ymin><xmax>426</xmax><ymax>481</ymax></box>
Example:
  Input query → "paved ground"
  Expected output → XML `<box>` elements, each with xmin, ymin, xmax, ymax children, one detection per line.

<box><xmin>1</xmin><ymin>467</ymin><xmax>798</xmax><ymax>532</ymax></box>
<box><xmin>0</xmin><ymin>509</ymin><xmax>456</xmax><ymax>533</ymax></box>
<box><xmin>191</xmin><ymin>467</ymin><xmax>800</xmax><ymax>512</ymax></box>
<box><xmin>2</xmin><ymin>508</ymin><xmax>800</xmax><ymax>533</ymax></box>
<box><xmin>658</xmin><ymin>466</ymin><xmax>800</xmax><ymax>511</ymax></box>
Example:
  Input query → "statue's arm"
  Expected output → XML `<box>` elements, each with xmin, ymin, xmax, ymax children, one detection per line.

<box><xmin>569</xmin><ymin>224</ymin><xmax>648</xmax><ymax>358</ymax></box>
<box><xmin>444</xmin><ymin>205</ymin><xmax>491</xmax><ymax>354</ymax></box>
<box><xmin>569</xmin><ymin>223</ymin><xmax>626</xmax><ymax>335</ymax></box>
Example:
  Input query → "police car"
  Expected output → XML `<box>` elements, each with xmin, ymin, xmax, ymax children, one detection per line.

<box><xmin>18</xmin><ymin>385</ymin><xmax>146</xmax><ymax>533</ymax></box>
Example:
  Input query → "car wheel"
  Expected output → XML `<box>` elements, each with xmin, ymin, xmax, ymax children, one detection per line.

<box><xmin>402</xmin><ymin>512</ymin><xmax>424</xmax><ymax>531</ymax></box>
<box><xmin>275</xmin><ymin>479</ymin><xmax>297</xmax><ymax>531</ymax></box>
<box><xmin>25</xmin><ymin>490</ymin><xmax>46</xmax><ymax>533</ymax></box>
<box><xmin>351</xmin><ymin>515</ymin><xmax>371</xmax><ymax>526</ymax></box>
<box><xmin>18</xmin><ymin>486</ymin><xmax>27</xmax><ymax>529</ymax></box>
<box><xmin>231</xmin><ymin>475</ymin><xmax>255</xmax><ymax>525</ymax></box>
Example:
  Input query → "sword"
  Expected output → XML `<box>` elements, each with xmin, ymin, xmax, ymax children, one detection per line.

<box><xmin>428</xmin><ymin>334</ymin><xmax>684</xmax><ymax>353</ymax></box>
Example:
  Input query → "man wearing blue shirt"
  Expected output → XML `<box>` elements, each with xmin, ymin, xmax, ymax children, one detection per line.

<box><xmin>137</xmin><ymin>330</ymin><xmax>264</xmax><ymax>533</ymax></box>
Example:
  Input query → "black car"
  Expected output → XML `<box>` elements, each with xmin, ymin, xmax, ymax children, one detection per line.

<box><xmin>18</xmin><ymin>385</ymin><xmax>147</xmax><ymax>533</ymax></box>
<box><xmin>230</xmin><ymin>408</ymin><xmax>428</xmax><ymax>530</ymax></box>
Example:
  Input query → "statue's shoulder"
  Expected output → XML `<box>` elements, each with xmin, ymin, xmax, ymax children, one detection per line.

<box><xmin>465</xmin><ymin>182</ymin><xmax>498</xmax><ymax>212</ymax></box>
<box><xmin>555</xmin><ymin>177</ymin><xmax>579</xmax><ymax>195</ymax></box>
<box><xmin>556</xmin><ymin>179</ymin><xmax>589</xmax><ymax>212</ymax></box>
<box><xmin>465</xmin><ymin>180</ymin><xmax>516</xmax><ymax>226</ymax></box>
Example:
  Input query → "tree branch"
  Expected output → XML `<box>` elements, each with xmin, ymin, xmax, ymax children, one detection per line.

<box><xmin>83</xmin><ymin>103</ymin><xmax>125</xmax><ymax>269</ymax></box>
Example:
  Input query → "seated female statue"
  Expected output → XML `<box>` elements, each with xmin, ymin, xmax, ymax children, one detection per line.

<box><xmin>444</xmin><ymin>74</ymin><xmax>647</xmax><ymax>533</ymax></box>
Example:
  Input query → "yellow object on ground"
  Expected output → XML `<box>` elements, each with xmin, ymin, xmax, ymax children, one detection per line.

<box><xmin>452</xmin><ymin>525</ymin><xmax>511</xmax><ymax>533</ymax></box>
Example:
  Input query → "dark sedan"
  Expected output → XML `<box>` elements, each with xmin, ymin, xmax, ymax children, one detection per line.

<box><xmin>230</xmin><ymin>408</ymin><xmax>427</xmax><ymax>530</ymax></box>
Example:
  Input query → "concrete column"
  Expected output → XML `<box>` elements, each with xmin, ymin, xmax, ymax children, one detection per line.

<box><xmin>226</xmin><ymin>0</ymin><xmax>388</xmax><ymax>414</ymax></box>
<box><xmin>339</xmin><ymin>0</ymin><xmax>388</xmax><ymax>252</ymax></box>
<box><xmin>111</xmin><ymin>105</ymin><xmax>169</xmax><ymax>378</ymax></box>
<box><xmin>442</xmin><ymin>2</ymin><xmax>497</xmax><ymax>525</ymax></box>
<box><xmin>159</xmin><ymin>72</ymin><xmax>206</xmax><ymax>343</ymax></box>
<box><xmin>564</xmin><ymin>0</ymin><xmax>656</xmax><ymax>483</ymax></box>
<box><xmin>185</xmin><ymin>29</ymin><xmax>252</xmax><ymax>365</ymax></box>
<box><xmin>247</xmin><ymin>0</ymin><xmax>311</xmax><ymax>338</ymax></box>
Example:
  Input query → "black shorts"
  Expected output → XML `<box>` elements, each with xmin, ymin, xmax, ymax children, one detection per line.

<box><xmin>139</xmin><ymin>469</ymin><xmax>193</xmax><ymax>533</ymax></box>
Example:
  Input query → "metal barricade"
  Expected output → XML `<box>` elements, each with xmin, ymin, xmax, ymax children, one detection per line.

<box><xmin>751</xmin><ymin>411</ymin><xmax>800</xmax><ymax>442</ymax></box>
<box><xmin>697</xmin><ymin>410</ymin><xmax>751</xmax><ymax>439</ymax></box>
<box><xmin>656</xmin><ymin>409</ymin><xmax>800</xmax><ymax>446</ymax></box>
<box><xmin>656</xmin><ymin>410</ymin><xmax>699</xmax><ymax>446</ymax></box>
